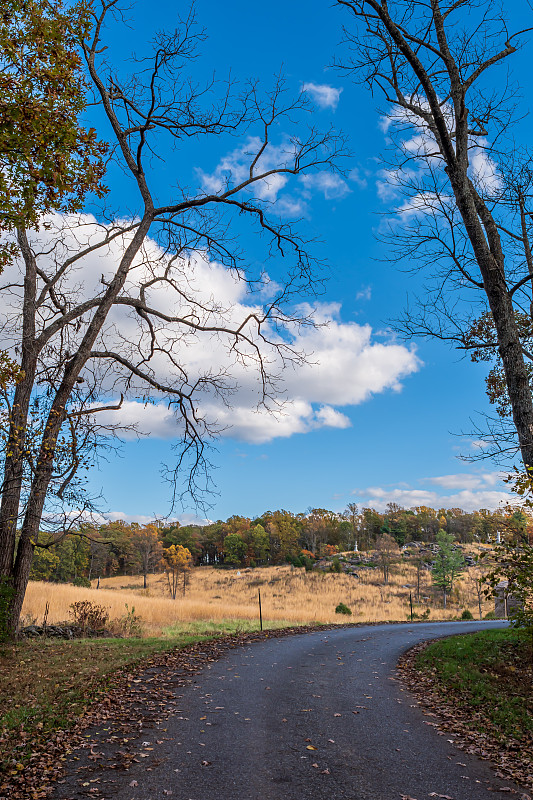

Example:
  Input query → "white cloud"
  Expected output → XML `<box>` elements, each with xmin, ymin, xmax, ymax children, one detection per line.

<box><xmin>196</xmin><ymin>136</ymin><xmax>291</xmax><ymax>201</ymax></box>
<box><xmin>471</xmin><ymin>439</ymin><xmax>490</xmax><ymax>450</ymax></box>
<box><xmin>348</xmin><ymin>167</ymin><xmax>368</xmax><ymax>189</ymax></box>
<box><xmin>2</xmin><ymin>215</ymin><xmax>421</xmax><ymax>446</ymax></box>
<box><xmin>426</xmin><ymin>472</ymin><xmax>504</xmax><ymax>490</ymax></box>
<box><xmin>299</xmin><ymin>172</ymin><xmax>351</xmax><ymax>200</ymax></box>
<box><xmin>103</xmin><ymin>511</ymin><xmax>212</xmax><ymax>526</ymax></box>
<box><xmin>469</xmin><ymin>145</ymin><xmax>501</xmax><ymax>193</ymax></box>
<box><xmin>197</xmin><ymin>138</ymin><xmax>353</xmax><ymax>216</ymax></box>
<box><xmin>302</xmin><ymin>83</ymin><xmax>343</xmax><ymax>110</ymax></box>
<box><xmin>356</xmin><ymin>286</ymin><xmax>372</xmax><ymax>301</ymax></box>
<box><xmin>353</xmin><ymin>471</ymin><xmax>512</xmax><ymax>512</ymax></box>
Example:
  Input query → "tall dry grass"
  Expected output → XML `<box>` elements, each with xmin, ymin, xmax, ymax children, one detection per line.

<box><xmin>22</xmin><ymin>561</ymin><xmax>493</xmax><ymax>636</ymax></box>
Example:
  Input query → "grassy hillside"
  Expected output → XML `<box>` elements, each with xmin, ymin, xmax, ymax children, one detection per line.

<box><xmin>22</xmin><ymin>554</ymin><xmax>494</xmax><ymax>635</ymax></box>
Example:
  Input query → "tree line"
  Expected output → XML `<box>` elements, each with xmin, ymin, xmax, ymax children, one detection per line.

<box><xmin>29</xmin><ymin>503</ymin><xmax>533</xmax><ymax>584</ymax></box>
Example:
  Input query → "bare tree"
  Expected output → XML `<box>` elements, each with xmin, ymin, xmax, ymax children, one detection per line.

<box><xmin>0</xmin><ymin>1</ymin><xmax>347</xmax><ymax>634</ymax></box>
<box><xmin>375</xmin><ymin>532</ymin><xmax>400</xmax><ymax>583</ymax></box>
<box><xmin>131</xmin><ymin>524</ymin><xmax>164</xmax><ymax>589</ymax></box>
<box><xmin>343</xmin><ymin>501</ymin><xmax>359</xmax><ymax>550</ymax></box>
<box><xmin>334</xmin><ymin>0</ymin><xmax>533</xmax><ymax>470</ymax></box>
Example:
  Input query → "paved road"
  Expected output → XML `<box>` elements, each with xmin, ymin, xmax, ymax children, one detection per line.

<box><xmin>57</xmin><ymin>621</ymin><xmax>526</xmax><ymax>800</ymax></box>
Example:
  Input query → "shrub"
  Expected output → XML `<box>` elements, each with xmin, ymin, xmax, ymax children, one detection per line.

<box><xmin>72</xmin><ymin>576</ymin><xmax>91</xmax><ymax>588</ymax></box>
<box><xmin>302</xmin><ymin>556</ymin><xmax>314</xmax><ymax>572</ymax></box>
<box><xmin>69</xmin><ymin>600</ymin><xmax>109</xmax><ymax>631</ymax></box>
<box><xmin>420</xmin><ymin>608</ymin><xmax>431</xmax><ymax>620</ymax></box>
<box><xmin>115</xmin><ymin>604</ymin><xmax>144</xmax><ymax>637</ymax></box>
<box><xmin>461</xmin><ymin>609</ymin><xmax>474</xmax><ymax>620</ymax></box>
<box><xmin>484</xmin><ymin>610</ymin><xmax>497</xmax><ymax>620</ymax></box>
<box><xmin>330</xmin><ymin>557</ymin><xmax>342</xmax><ymax>574</ymax></box>
<box><xmin>335</xmin><ymin>602</ymin><xmax>352</xmax><ymax>615</ymax></box>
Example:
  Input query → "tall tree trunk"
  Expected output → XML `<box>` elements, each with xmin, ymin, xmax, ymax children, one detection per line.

<box><xmin>3</xmin><ymin>217</ymin><xmax>153</xmax><ymax>635</ymax></box>
<box><xmin>0</xmin><ymin>229</ymin><xmax>39</xmax><ymax>577</ymax></box>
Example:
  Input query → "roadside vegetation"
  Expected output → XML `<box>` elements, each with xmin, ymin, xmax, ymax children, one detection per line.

<box><xmin>0</xmin><ymin>631</ymin><xmax>213</xmax><ymax>787</ymax></box>
<box><xmin>416</xmin><ymin>629</ymin><xmax>532</xmax><ymax>741</ymax></box>
<box><xmin>402</xmin><ymin>628</ymin><xmax>533</xmax><ymax>790</ymax></box>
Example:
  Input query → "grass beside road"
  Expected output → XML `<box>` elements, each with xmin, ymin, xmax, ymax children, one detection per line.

<box><xmin>415</xmin><ymin>628</ymin><xmax>533</xmax><ymax>742</ymax></box>
<box><xmin>0</xmin><ymin>632</ymin><xmax>214</xmax><ymax>773</ymax></box>
<box><xmin>401</xmin><ymin>627</ymin><xmax>533</xmax><ymax>791</ymax></box>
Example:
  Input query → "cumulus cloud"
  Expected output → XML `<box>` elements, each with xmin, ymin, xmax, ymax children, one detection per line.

<box><xmin>196</xmin><ymin>136</ymin><xmax>290</xmax><ymax>201</ymax></box>
<box><xmin>426</xmin><ymin>472</ymin><xmax>502</xmax><ymax>490</ymax></box>
<box><xmin>95</xmin><ymin>304</ymin><xmax>419</xmax><ymax>443</ymax></box>
<box><xmin>197</xmin><ymin>137</ymin><xmax>355</xmax><ymax>217</ymax></box>
<box><xmin>377</xmin><ymin>102</ymin><xmax>501</xmax><ymax>218</ymax></box>
<box><xmin>302</xmin><ymin>83</ymin><xmax>343</xmax><ymax>110</ymax></box>
<box><xmin>352</xmin><ymin>471</ymin><xmax>512</xmax><ymax>512</ymax></box>
<box><xmin>2</xmin><ymin>215</ymin><xmax>421</xmax><ymax>446</ymax></box>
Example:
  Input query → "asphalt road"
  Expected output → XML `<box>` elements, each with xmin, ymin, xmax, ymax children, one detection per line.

<box><xmin>56</xmin><ymin>620</ymin><xmax>527</xmax><ymax>800</ymax></box>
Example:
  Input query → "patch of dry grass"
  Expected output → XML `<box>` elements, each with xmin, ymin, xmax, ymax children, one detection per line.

<box><xmin>22</xmin><ymin>559</ymin><xmax>493</xmax><ymax>635</ymax></box>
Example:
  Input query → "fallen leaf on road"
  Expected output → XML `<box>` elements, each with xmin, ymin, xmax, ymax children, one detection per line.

<box><xmin>128</xmin><ymin>780</ymin><xmax>138</xmax><ymax>787</ymax></box>
<box><xmin>333</xmin><ymin>713</ymin><xmax>341</xmax><ymax>717</ymax></box>
<box><xmin>321</xmin><ymin>768</ymin><xmax>331</xmax><ymax>774</ymax></box>
<box><xmin>429</xmin><ymin>794</ymin><xmax>453</xmax><ymax>799</ymax></box>
<box><xmin>306</xmin><ymin>745</ymin><xmax>317</xmax><ymax>751</ymax></box>
<box><xmin>312</xmin><ymin>763</ymin><xmax>319</xmax><ymax>768</ymax></box>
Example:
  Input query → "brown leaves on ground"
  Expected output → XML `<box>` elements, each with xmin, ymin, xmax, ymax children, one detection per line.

<box><xmin>397</xmin><ymin>641</ymin><xmax>533</xmax><ymax>794</ymax></box>
<box><xmin>0</xmin><ymin>620</ymin><xmax>369</xmax><ymax>800</ymax></box>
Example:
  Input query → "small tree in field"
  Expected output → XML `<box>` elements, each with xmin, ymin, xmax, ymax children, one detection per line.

<box><xmin>163</xmin><ymin>544</ymin><xmax>192</xmax><ymax>600</ymax></box>
<box><xmin>375</xmin><ymin>533</ymin><xmax>399</xmax><ymax>584</ymax></box>
<box><xmin>432</xmin><ymin>531</ymin><xmax>465</xmax><ymax>609</ymax></box>
<box><xmin>468</xmin><ymin>566</ymin><xmax>486</xmax><ymax>621</ymax></box>
<box><xmin>131</xmin><ymin>524</ymin><xmax>163</xmax><ymax>590</ymax></box>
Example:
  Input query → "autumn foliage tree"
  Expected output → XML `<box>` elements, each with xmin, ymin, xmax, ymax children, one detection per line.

<box><xmin>0</xmin><ymin>0</ymin><xmax>107</xmax><ymax>236</ymax></box>
<box><xmin>163</xmin><ymin>544</ymin><xmax>192</xmax><ymax>599</ymax></box>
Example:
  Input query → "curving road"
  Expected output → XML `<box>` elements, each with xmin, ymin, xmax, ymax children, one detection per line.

<box><xmin>57</xmin><ymin>621</ymin><xmax>526</xmax><ymax>800</ymax></box>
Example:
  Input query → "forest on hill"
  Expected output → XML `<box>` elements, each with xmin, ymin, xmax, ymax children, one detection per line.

<box><xmin>30</xmin><ymin>502</ymin><xmax>531</xmax><ymax>584</ymax></box>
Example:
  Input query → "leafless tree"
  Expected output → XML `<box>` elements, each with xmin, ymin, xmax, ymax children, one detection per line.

<box><xmin>0</xmin><ymin>1</ymin><xmax>347</xmax><ymax>633</ymax></box>
<box><xmin>334</xmin><ymin>0</ymin><xmax>533</xmax><ymax>469</ymax></box>
<box><xmin>375</xmin><ymin>532</ymin><xmax>400</xmax><ymax>583</ymax></box>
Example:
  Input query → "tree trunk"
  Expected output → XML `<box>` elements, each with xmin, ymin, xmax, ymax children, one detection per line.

<box><xmin>2</xmin><ymin>216</ymin><xmax>154</xmax><ymax>636</ymax></box>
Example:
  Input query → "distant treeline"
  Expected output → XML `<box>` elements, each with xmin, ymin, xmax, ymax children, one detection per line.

<box><xmin>29</xmin><ymin>503</ymin><xmax>532</xmax><ymax>585</ymax></box>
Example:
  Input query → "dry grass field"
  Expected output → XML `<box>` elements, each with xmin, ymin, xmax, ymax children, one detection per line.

<box><xmin>22</xmin><ymin>557</ymin><xmax>495</xmax><ymax>636</ymax></box>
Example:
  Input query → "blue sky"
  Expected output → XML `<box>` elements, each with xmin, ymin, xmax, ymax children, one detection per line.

<box><xmin>79</xmin><ymin>0</ymin><xmax>530</xmax><ymax>524</ymax></box>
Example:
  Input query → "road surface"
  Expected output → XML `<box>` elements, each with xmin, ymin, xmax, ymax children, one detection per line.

<box><xmin>56</xmin><ymin>620</ymin><xmax>526</xmax><ymax>800</ymax></box>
